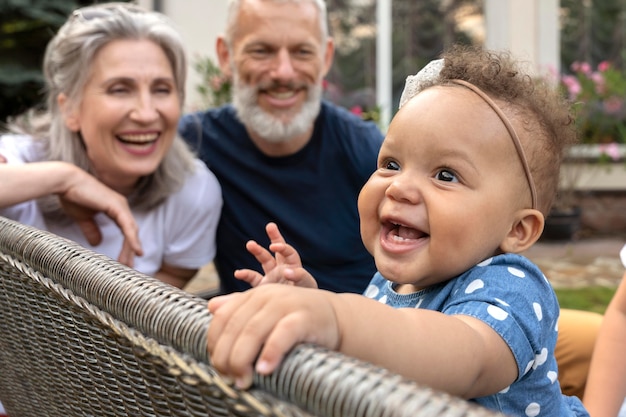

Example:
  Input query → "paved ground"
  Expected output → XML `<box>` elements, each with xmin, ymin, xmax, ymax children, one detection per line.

<box><xmin>185</xmin><ymin>262</ymin><xmax>218</xmax><ymax>294</ymax></box>
<box><xmin>523</xmin><ymin>237</ymin><xmax>625</xmax><ymax>288</ymax></box>
<box><xmin>184</xmin><ymin>237</ymin><xmax>626</xmax><ymax>294</ymax></box>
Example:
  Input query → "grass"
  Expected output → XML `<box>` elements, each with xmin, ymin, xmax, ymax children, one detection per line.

<box><xmin>554</xmin><ymin>286</ymin><xmax>617</xmax><ymax>314</ymax></box>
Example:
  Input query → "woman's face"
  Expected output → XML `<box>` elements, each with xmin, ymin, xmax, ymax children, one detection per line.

<box><xmin>61</xmin><ymin>39</ymin><xmax>180</xmax><ymax>194</ymax></box>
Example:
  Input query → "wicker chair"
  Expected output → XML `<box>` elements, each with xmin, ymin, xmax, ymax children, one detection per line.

<box><xmin>0</xmin><ymin>216</ymin><xmax>504</xmax><ymax>417</ymax></box>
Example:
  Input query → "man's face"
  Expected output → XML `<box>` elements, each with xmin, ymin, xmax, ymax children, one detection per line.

<box><xmin>225</xmin><ymin>0</ymin><xmax>333</xmax><ymax>142</ymax></box>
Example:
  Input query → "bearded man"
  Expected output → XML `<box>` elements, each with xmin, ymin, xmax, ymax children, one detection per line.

<box><xmin>179</xmin><ymin>0</ymin><xmax>383</xmax><ymax>294</ymax></box>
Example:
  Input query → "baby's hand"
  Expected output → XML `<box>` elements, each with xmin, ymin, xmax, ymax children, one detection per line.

<box><xmin>207</xmin><ymin>285</ymin><xmax>340</xmax><ymax>389</ymax></box>
<box><xmin>234</xmin><ymin>222</ymin><xmax>317</xmax><ymax>288</ymax></box>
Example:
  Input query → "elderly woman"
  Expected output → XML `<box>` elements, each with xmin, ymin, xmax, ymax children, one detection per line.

<box><xmin>0</xmin><ymin>2</ymin><xmax>222</xmax><ymax>289</ymax></box>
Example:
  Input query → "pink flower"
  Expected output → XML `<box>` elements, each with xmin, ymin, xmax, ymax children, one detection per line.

<box><xmin>561</xmin><ymin>75</ymin><xmax>581</xmax><ymax>99</ymax></box>
<box><xmin>580</xmin><ymin>62</ymin><xmax>592</xmax><ymax>75</ymax></box>
<box><xmin>350</xmin><ymin>106</ymin><xmax>363</xmax><ymax>117</ymax></box>
<box><xmin>603</xmin><ymin>96</ymin><xmax>623</xmax><ymax>115</ymax></box>
<box><xmin>598</xmin><ymin>61</ymin><xmax>611</xmax><ymax>72</ymax></box>
<box><xmin>210</xmin><ymin>75</ymin><xmax>224</xmax><ymax>91</ymax></box>
<box><xmin>599</xmin><ymin>142</ymin><xmax>621</xmax><ymax>161</ymax></box>
<box><xmin>591</xmin><ymin>72</ymin><xmax>606</xmax><ymax>95</ymax></box>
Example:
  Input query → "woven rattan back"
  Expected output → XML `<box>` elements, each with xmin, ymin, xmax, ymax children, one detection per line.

<box><xmin>0</xmin><ymin>216</ymin><xmax>505</xmax><ymax>417</ymax></box>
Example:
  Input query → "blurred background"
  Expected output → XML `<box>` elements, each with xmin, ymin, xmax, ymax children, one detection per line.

<box><xmin>0</xmin><ymin>0</ymin><xmax>622</xmax><ymax>124</ymax></box>
<box><xmin>3</xmin><ymin>0</ymin><xmax>626</xmax><ymax>238</ymax></box>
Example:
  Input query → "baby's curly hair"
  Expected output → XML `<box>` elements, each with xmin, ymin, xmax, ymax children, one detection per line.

<box><xmin>434</xmin><ymin>45</ymin><xmax>577</xmax><ymax>215</ymax></box>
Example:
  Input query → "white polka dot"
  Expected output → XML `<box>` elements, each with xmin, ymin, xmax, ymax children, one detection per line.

<box><xmin>524</xmin><ymin>360</ymin><xmax>534</xmax><ymax>375</ymax></box>
<box><xmin>465</xmin><ymin>279</ymin><xmax>484</xmax><ymax>294</ymax></box>
<box><xmin>415</xmin><ymin>298</ymin><xmax>423</xmax><ymax>308</ymax></box>
<box><xmin>499</xmin><ymin>385</ymin><xmax>510</xmax><ymax>394</ymax></box>
<box><xmin>533</xmin><ymin>303</ymin><xmax>543</xmax><ymax>321</ymax></box>
<box><xmin>525</xmin><ymin>402</ymin><xmax>540</xmax><ymax>417</ymax></box>
<box><xmin>379</xmin><ymin>295</ymin><xmax>388</xmax><ymax>304</ymax></box>
<box><xmin>487</xmin><ymin>305</ymin><xmax>508</xmax><ymax>321</ymax></box>
<box><xmin>508</xmin><ymin>267</ymin><xmax>526</xmax><ymax>278</ymax></box>
<box><xmin>477</xmin><ymin>257</ymin><xmax>493</xmax><ymax>267</ymax></box>
<box><xmin>364</xmin><ymin>285</ymin><xmax>379</xmax><ymax>298</ymax></box>
<box><xmin>533</xmin><ymin>348</ymin><xmax>548</xmax><ymax>369</ymax></box>
<box><xmin>495</xmin><ymin>298</ymin><xmax>510</xmax><ymax>307</ymax></box>
<box><xmin>555</xmin><ymin>321</ymin><xmax>559</xmax><ymax>331</ymax></box>
<box><xmin>547</xmin><ymin>371</ymin><xmax>558</xmax><ymax>384</ymax></box>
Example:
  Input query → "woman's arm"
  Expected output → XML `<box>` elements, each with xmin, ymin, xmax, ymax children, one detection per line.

<box><xmin>155</xmin><ymin>263</ymin><xmax>198</xmax><ymax>289</ymax></box>
<box><xmin>0</xmin><ymin>161</ymin><xmax>142</xmax><ymax>264</ymax></box>
<box><xmin>0</xmin><ymin>161</ymin><xmax>79</xmax><ymax>207</ymax></box>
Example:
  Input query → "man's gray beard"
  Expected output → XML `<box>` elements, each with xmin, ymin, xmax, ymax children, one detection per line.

<box><xmin>232</xmin><ymin>76</ymin><xmax>322</xmax><ymax>144</ymax></box>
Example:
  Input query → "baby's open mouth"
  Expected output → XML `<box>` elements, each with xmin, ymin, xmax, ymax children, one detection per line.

<box><xmin>387</xmin><ymin>222</ymin><xmax>428</xmax><ymax>241</ymax></box>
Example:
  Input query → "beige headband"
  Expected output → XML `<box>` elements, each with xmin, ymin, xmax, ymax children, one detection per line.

<box><xmin>448</xmin><ymin>79</ymin><xmax>538</xmax><ymax>209</ymax></box>
<box><xmin>399</xmin><ymin>60</ymin><xmax>538</xmax><ymax>210</ymax></box>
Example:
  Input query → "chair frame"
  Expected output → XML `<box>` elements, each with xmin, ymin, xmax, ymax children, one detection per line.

<box><xmin>0</xmin><ymin>216</ymin><xmax>503</xmax><ymax>416</ymax></box>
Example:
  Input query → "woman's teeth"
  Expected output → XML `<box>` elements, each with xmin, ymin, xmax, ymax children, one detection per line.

<box><xmin>117</xmin><ymin>133</ymin><xmax>158</xmax><ymax>144</ymax></box>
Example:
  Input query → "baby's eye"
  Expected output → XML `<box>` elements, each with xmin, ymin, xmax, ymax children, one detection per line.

<box><xmin>383</xmin><ymin>160</ymin><xmax>400</xmax><ymax>171</ymax></box>
<box><xmin>436</xmin><ymin>169</ymin><xmax>458</xmax><ymax>182</ymax></box>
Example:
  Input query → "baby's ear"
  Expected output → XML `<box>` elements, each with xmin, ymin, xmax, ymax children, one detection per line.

<box><xmin>500</xmin><ymin>209</ymin><xmax>545</xmax><ymax>253</ymax></box>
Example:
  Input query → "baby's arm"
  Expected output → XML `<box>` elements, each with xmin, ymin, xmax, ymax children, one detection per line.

<box><xmin>584</xmin><ymin>245</ymin><xmax>626</xmax><ymax>416</ymax></box>
<box><xmin>207</xmin><ymin>284</ymin><xmax>517</xmax><ymax>397</ymax></box>
<box><xmin>234</xmin><ymin>222</ymin><xmax>317</xmax><ymax>288</ymax></box>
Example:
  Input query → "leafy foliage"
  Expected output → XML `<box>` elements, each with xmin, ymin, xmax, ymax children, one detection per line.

<box><xmin>0</xmin><ymin>0</ymin><xmax>126</xmax><ymax>123</ymax></box>
<box><xmin>193</xmin><ymin>56</ymin><xmax>231</xmax><ymax>108</ymax></box>
<box><xmin>325</xmin><ymin>0</ymin><xmax>478</xmax><ymax>113</ymax></box>
<box><xmin>6</xmin><ymin>0</ymin><xmax>626</xmax><ymax>126</ymax></box>
<box><xmin>560</xmin><ymin>0</ymin><xmax>626</xmax><ymax>71</ymax></box>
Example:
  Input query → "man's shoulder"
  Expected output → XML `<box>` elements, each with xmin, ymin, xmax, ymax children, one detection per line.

<box><xmin>320</xmin><ymin>101</ymin><xmax>366</xmax><ymax>124</ymax></box>
<box><xmin>318</xmin><ymin>101</ymin><xmax>384</xmax><ymax>142</ymax></box>
<box><xmin>180</xmin><ymin>105</ymin><xmax>236</xmax><ymax>127</ymax></box>
<box><xmin>179</xmin><ymin>105</ymin><xmax>242</xmax><ymax>147</ymax></box>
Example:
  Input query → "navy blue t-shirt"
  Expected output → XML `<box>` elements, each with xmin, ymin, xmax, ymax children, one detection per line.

<box><xmin>179</xmin><ymin>101</ymin><xmax>384</xmax><ymax>294</ymax></box>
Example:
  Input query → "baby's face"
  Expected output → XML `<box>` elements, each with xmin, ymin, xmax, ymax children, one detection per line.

<box><xmin>358</xmin><ymin>86</ymin><xmax>528</xmax><ymax>290</ymax></box>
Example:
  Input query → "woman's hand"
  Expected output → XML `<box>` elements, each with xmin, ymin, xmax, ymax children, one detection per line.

<box><xmin>60</xmin><ymin>168</ymin><xmax>143</xmax><ymax>266</ymax></box>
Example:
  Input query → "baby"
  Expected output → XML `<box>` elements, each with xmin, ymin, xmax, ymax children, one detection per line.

<box><xmin>207</xmin><ymin>45</ymin><xmax>588</xmax><ymax>416</ymax></box>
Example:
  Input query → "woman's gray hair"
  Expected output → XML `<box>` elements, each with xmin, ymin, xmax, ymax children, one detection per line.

<box><xmin>225</xmin><ymin>0</ymin><xmax>329</xmax><ymax>45</ymax></box>
<box><xmin>8</xmin><ymin>2</ymin><xmax>196</xmax><ymax>212</ymax></box>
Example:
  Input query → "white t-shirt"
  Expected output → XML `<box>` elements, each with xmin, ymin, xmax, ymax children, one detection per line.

<box><xmin>0</xmin><ymin>134</ymin><xmax>222</xmax><ymax>276</ymax></box>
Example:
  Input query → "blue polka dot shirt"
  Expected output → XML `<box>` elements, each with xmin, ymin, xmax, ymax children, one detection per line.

<box><xmin>364</xmin><ymin>253</ymin><xmax>589</xmax><ymax>416</ymax></box>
